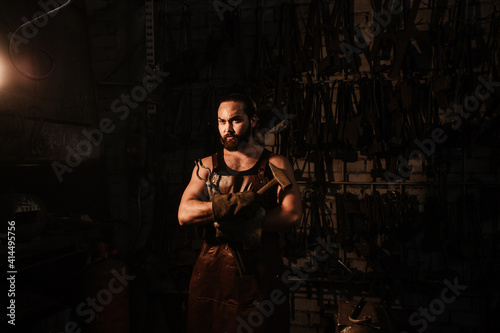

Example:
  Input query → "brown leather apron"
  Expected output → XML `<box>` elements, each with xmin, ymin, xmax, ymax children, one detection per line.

<box><xmin>187</xmin><ymin>149</ymin><xmax>290</xmax><ymax>333</ymax></box>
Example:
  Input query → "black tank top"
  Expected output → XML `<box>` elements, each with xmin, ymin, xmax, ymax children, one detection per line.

<box><xmin>205</xmin><ymin>148</ymin><xmax>279</xmax><ymax>243</ymax></box>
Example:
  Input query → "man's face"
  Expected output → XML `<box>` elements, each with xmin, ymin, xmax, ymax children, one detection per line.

<box><xmin>218</xmin><ymin>101</ymin><xmax>255</xmax><ymax>151</ymax></box>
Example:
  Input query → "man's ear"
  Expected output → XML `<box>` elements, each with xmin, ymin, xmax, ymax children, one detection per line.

<box><xmin>250</xmin><ymin>114</ymin><xmax>258</xmax><ymax>128</ymax></box>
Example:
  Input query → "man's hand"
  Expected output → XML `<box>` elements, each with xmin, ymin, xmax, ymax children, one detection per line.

<box><xmin>214</xmin><ymin>207</ymin><xmax>265</xmax><ymax>250</ymax></box>
<box><xmin>212</xmin><ymin>190</ymin><xmax>263</xmax><ymax>250</ymax></box>
<box><xmin>212</xmin><ymin>191</ymin><xmax>261</xmax><ymax>222</ymax></box>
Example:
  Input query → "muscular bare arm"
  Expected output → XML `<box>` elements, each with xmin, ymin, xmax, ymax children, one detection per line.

<box><xmin>178</xmin><ymin>157</ymin><xmax>214</xmax><ymax>226</ymax></box>
<box><xmin>262</xmin><ymin>155</ymin><xmax>303</xmax><ymax>231</ymax></box>
<box><xmin>178</xmin><ymin>154</ymin><xmax>302</xmax><ymax>231</ymax></box>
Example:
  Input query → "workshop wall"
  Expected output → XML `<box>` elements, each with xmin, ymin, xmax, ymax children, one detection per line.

<box><xmin>0</xmin><ymin>0</ymin><xmax>100</xmax><ymax>187</ymax></box>
<box><xmin>1</xmin><ymin>0</ymin><xmax>498</xmax><ymax>332</ymax></box>
<box><xmin>85</xmin><ymin>0</ymin><xmax>148</xmax><ymax>254</ymax></box>
<box><xmin>142</xmin><ymin>1</ymin><xmax>500</xmax><ymax>332</ymax></box>
<box><xmin>0</xmin><ymin>0</ymin><xmax>109</xmax><ymax>214</ymax></box>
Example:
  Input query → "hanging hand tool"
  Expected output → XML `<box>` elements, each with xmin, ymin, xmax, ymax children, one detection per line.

<box><xmin>389</xmin><ymin>0</ymin><xmax>421</xmax><ymax>78</ymax></box>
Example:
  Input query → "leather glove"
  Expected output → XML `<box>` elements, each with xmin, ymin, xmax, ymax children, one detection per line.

<box><xmin>214</xmin><ymin>207</ymin><xmax>265</xmax><ymax>250</ymax></box>
<box><xmin>212</xmin><ymin>191</ymin><xmax>261</xmax><ymax>223</ymax></box>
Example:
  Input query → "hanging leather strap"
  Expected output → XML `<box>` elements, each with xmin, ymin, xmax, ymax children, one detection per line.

<box><xmin>212</xmin><ymin>152</ymin><xmax>219</xmax><ymax>171</ymax></box>
<box><xmin>257</xmin><ymin>150</ymin><xmax>269</xmax><ymax>185</ymax></box>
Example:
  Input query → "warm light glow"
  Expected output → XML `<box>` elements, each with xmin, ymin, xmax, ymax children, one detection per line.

<box><xmin>0</xmin><ymin>54</ymin><xmax>5</xmax><ymax>87</ymax></box>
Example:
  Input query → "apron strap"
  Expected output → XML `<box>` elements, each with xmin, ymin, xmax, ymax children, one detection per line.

<box><xmin>212</xmin><ymin>152</ymin><xmax>220</xmax><ymax>171</ymax></box>
<box><xmin>257</xmin><ymin>149</ymin><xmax>270</xmax><ymax>185</ymax></box>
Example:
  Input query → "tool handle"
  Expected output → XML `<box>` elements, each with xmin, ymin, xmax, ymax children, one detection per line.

<box><xmin>257</xmin><ymin>178</ymin><xmax>278</xmax><ymax>195</ymax></box>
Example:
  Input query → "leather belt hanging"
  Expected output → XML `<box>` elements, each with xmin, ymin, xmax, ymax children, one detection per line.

<box><xmin>145</xmin><ymin>0</ymin><xmax>156</xmax><ymax>117</ymax></box>
<box><xmin>389</xmin><ymin>0</ymin><xmax>421</xmax><ymax>78</ymax></box>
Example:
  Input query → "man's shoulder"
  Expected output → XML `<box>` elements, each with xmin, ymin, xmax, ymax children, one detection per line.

<box><xmin>199</xmin><ymin>154</ymin><xmax>216</xmax><ymax>169</ymax></box>
<box><xmin>267</xmin><ymin>151</ymin><xmax>289</xmax><ymax>168</ymax></box>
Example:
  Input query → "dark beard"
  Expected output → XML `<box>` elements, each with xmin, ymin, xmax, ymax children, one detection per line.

<box><xmin>220</xmin><ymin>125</ymin><xmax>252</xmax><ymax>151</ymax></box>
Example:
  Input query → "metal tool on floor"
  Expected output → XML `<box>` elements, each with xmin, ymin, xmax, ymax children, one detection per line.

<box><xmin>338</xmin><ymin>297</ymin><xmax>380</xmax><ymax>333</ymax></box>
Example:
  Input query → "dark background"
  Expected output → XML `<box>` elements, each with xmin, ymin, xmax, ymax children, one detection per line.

<box><xmin>0</xmin><ymin>0</ymin><xmax>499</xmax><ymax>332</ymax></box>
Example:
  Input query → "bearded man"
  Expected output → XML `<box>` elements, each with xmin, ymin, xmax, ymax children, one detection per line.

<box><xmin>178</xmin><ymin>93</ymin><xmax>302</xmax><ymax>333</ymax></box>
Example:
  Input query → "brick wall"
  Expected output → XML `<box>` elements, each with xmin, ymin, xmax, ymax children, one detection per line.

<box><xmin>83</xmin><ymin>0</ymin><xmax>499</xmax><ymax>331</ymax></box>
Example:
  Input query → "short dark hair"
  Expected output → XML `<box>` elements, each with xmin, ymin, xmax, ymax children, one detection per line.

<box><xmin>218</xmin><ymin>93</ymin><xmax>257</xmax><ymax>119</ymax></box>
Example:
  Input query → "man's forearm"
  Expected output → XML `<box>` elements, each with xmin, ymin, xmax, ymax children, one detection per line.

<box><xmin>262</xmin><ymin>205</ymin><xmax>302</xmax><ymax>232</ymax></box>
<box><xmin>178</xmin><ymin>200</ymin><xmax>213</xmax><ymax>226</ymax></box>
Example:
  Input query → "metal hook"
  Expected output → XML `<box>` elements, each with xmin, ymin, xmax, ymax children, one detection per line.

<box><xmin>194</xmin><ymin>159</ymin><xmax>220</xmax><ymax>194</ymax></box>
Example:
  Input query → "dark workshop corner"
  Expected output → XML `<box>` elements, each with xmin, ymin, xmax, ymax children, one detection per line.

<box><xmin>0</xmin><ymin>0</ymin><xmax>499</xmax><ymax>332</ymax></box>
